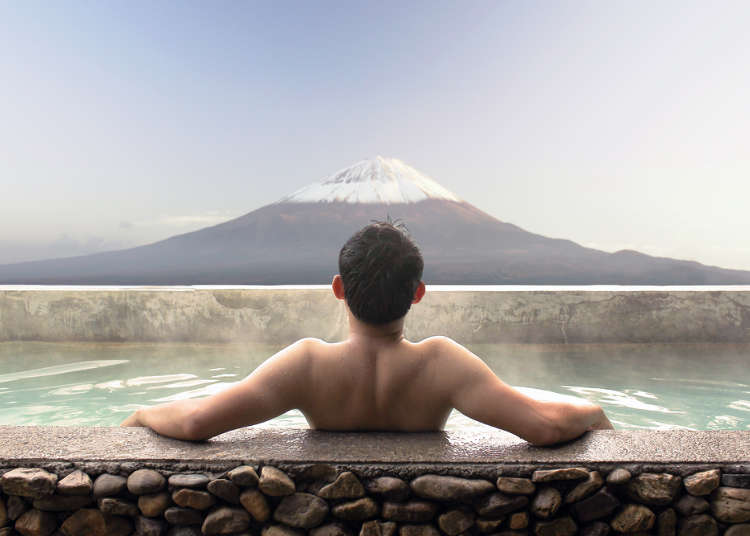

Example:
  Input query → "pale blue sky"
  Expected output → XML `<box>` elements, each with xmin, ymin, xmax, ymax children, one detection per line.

<box><xmin>1</xmin><ymin>1</ymin><xmax>749</xmax><ymax>269</ymax></box>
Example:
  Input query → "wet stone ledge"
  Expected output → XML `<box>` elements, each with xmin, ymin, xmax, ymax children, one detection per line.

<box><xmin>1</xmin><ymin>428</ymin><xmax>750</xmax><ymax>535</ymax></box>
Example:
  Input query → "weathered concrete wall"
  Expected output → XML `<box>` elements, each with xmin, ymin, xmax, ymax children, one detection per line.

<box><xmin>1</xmin><ymin>286</ymin><xmax>750</xmax><ymax>344</ymax></box>
<box><xmin>1</xmin><ymin>428</ymin><xmax>749</xmax><ymax>535</ymax></box>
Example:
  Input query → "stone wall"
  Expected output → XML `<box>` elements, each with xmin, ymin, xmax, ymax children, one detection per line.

<box><xmin>2</xmin><ymin>286</ymin><xmax>750</xmax><ymax>344</ymax></box>
<box><xmin>2</xmin><ymin>461</ymin><xmax>750</xmax><ymax>536</ymax></box>
<box><xmin>2</xmin><ymin>427</ymin><xmax>750</xmax><ymax>536</ymax></box>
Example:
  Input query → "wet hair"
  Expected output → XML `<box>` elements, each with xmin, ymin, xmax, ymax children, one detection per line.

<box><xmin>338</xmin><ymin>221</ymin><xmax>424</xmax><ymax>325</ymax></box>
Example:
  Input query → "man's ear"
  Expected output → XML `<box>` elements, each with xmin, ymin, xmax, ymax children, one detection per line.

<box><xmin>332</xmin><ymin>274</ymin><xmax>346</xmax><ymax>300</ymax></box>
<box><xmin>412</xmin><ymin>281</ymin><xmax>426</xmax><ymax>304</ymax></box>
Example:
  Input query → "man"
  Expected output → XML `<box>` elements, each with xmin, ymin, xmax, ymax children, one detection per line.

<box><xmin>122</xmin><ymin>221</ymin><xmax>613</xmax><ymax>444</ymax></box>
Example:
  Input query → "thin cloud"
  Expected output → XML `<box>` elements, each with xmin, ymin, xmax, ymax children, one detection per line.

<box><xmin>132</xmin><ymin>211</ymin><xmax>238</xmax><ymax>228</ymax></box>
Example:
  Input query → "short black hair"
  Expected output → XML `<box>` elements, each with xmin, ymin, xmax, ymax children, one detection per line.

<box><xmin>338</xmin><ymin>221</ymin><xmax>424</xmax><ymax>325</ymax></box>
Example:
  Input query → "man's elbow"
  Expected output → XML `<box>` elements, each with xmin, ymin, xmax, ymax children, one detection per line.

<box><xmin>523</xmin><ymin>421</ymin><xmax>566</xmax><ymax>447</ymax></box>
<box><xmin>180</xmin><ymin>406</ymin><xmax>215</xmax><ymax>441</ymax></box>
<box><xmin>522</xmin><ymin>401</ymin><xmax>599</xmax><ymax>446</ymax></box>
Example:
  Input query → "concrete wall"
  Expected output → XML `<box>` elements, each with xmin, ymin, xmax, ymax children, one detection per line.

<box><xmin>1</xmin><ymin>428</ymin><xmax>749</xmax><ymax>535</ymax></box>
<box><xmin>1</xmin><ymin>286</ymin><xmax>750</xmax><ymax>344</ymax></box>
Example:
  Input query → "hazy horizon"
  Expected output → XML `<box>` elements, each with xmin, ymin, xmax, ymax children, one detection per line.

<box><xmin>2</xmin><ymin>1</ymin><xmax>749</xmax><ymax>271</ymax></box>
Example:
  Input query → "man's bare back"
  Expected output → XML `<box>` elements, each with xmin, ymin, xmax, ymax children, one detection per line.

<box><xmin>122</xmin><ymin>223</ymin><xmax>612</xmax><ymax>444</ymax></box>
<box><xmin>301</xmin><ymin>336</ymin><xmax>454</xmax><ymax>431</ymax></box>
<box><xmin>122</xmin><ymin>299</ymin><xmax>612</xmax><ymax>444</ymax></box>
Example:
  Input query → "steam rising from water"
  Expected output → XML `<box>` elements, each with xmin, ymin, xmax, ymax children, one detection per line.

<box><xmin>0</xmin><ymin>341</ymin><xmax>749</xmax><ymax>430</ymax></box>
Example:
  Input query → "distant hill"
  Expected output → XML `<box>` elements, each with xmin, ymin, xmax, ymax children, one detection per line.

<box><xmin>2</xmin><ymin>156</ymin><xmax>749</xmax><ymax>285</ymax></box>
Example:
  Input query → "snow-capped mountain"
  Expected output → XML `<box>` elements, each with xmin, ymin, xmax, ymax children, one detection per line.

<box><xmin>278</xmin><ymin>156</ymin><xmax>461</xmax><ymax>204</ymax></box>
<box><xmin>1</xmin><ymin>157</ymin><xmax>749</xmax><ymax>285</ymax></box>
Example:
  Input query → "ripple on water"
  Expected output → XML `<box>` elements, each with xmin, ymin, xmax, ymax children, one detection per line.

<box><xmin>125</xmin><ymin>374</ymin><xmax>197</xmax><ymax>387</ymax></box>
<box><xmin>563</xmin><ymin>386</ymin><xmax>684</xmax><ymax>414</ymax></box>
<box><xmin>728</xmin><ymin>400</ymin><xmax>750</xmax><ymax>412</ymax></box>
<box><xmin>0</xmin><ymin>360</ymin><xmax>129</xmax><ymax>384</ymax></box>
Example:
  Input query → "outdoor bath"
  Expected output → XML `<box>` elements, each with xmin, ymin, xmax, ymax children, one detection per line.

<box><xmin>1</xmin><ymin>286</ymin><xmax>750</xmax><ymax>535</ymax></box>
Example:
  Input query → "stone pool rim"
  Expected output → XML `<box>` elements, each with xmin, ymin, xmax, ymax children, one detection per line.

<box><xmin>2</xmin><ymin>428</ymin><xmax>750</xmax><ymax>467</ymax></box>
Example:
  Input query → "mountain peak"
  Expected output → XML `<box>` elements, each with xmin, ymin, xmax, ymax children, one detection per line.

<box><xmin>277</xmin><ymin>156</ymin><xmax>461</xmax><ymax>204</ymax></box>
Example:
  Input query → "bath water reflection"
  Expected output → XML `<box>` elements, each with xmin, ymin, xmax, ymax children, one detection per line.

<box><xmin>0</xmin><ymin>341</ymin><xmax>748</xmax><ymax>431</ymax></box>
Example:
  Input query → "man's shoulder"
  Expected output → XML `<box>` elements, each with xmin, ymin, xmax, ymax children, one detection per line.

<box><xmin>293</xmin><ymin>337</ymin><xmax>342</xmax><ymax>357</ymax></box>
<box><xmin>413</xmin><ymin>335</ymin><xmax>464</xmax><ymax>354</ymax></box>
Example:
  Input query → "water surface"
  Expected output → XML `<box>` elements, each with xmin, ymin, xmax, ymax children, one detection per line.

<box><xmin>0</xmin><ymin>341</ymin><xmax>748</xmax><ymax>431</ymax></box>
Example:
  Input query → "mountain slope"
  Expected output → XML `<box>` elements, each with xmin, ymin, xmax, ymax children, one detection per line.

<box><xmin>1</xmin><ymin>157</ymin><xmax>749</xmax><ymax>285</ymax></box>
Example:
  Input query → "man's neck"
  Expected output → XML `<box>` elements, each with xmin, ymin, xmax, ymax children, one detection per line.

<box><xmin>346</xmin><ymin>310</ymin><xmax>405</xmax><ymax>343</ymax></box>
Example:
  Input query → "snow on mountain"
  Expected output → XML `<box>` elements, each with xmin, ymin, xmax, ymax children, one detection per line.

<box><xmin>277</xmin><ymin>156</ymin><xmax>461</xmax><ymax>204</ymax></box>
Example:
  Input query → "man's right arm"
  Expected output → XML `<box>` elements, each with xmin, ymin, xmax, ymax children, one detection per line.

<box><xmin>121</xmin><ymin>338</ymin><xmax>316</xmax><ymax>440</ymax></box>
<box><xmin>433</xmin><ymin>337</ymin><xmax>613</xmax><ymax>446</ymax></box>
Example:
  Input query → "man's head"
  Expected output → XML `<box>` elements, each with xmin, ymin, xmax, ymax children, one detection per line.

<box><xmin>334</xmin><ymin>221</ymin><xmax>424</xmax><ymax>325</ymax></box>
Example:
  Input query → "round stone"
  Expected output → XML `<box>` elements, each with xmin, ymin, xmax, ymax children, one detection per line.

<box><xmin>509</xmin><ymin>511</ymin><xmax>529</xmax><ymax>530</ymax></box>
<box><xmin>1</xmin><ymin>468</ymin><xmax>57</xmax><ymax>499</ymax></box>
<box><xmin>437</xmin><ymin>508</ymin><xmax>475</xmax><ymax>536</ymax></box>
<box><xmin>475</xmin><ymin>517</ymin><xmax>503</xmax><ymax>533</ymax></box>
<box><xmin>565</xmin><ymin>471</ymin><xmax>603</xmax><ymax>503</ymax></box>
<box><xmin>658</xmin><ymin>507</ymin><xmax>677</xmax><ymax>536</ymax></box>
<box><xmin>202</xmin><ymin>507</ymin><xmax>251</xmax><ymax>535</ymax></box>
<box><xmin>726</xmin><ymin>525</ymin><xmax>750</xmax><ymax>536</ymax></box>
<box><xmin>207</xmin><ymin>478</ymin><xmax>240</xmax><ymax>504</ymax></box>
<box><xmin>138</xmin><ymin>491</ymin><xmax>171</xmax><ymax>517</ymax></box>
<box><xmin>366</xmin><ymin>477</ymin><xmax>410</xmax><ymax>502</ymax></box>
<box><xmin>684</xmin><ymin>470</ymin><xmax>720</xmax><ymax>496</ymax></box>
<box><xmin>675</xmin><ymin>494</ymin><xmax>709</xmax><ymax>516</ymax></box>
<box><xmin>57</xmin><ymin>470</ymin><xmax>92</xmax><ymax>496</ymax></box>
<box><xmin>496</xmin><ymin>476</ymin><xmax>535</xmax><ymax>495</ymax></box>
<box><xmin>610</xmin><ymin>504</ymin><xmax>655</xmax><ymax>533</ymax></box>
<box><xmin>127</xmin><ymin>469</ymin><xmax>165</xmax><ymax>495</ymax></box>
<box><xmin>318</xmin><ymin>472</ymin><xmax>365</xmax><ymax>499</ymax></box>
<box><xmin>60</xmin><ymin>508</ymin><xmax>107</xmax><ymax>536</ymax></box>
<box><xmin>172</xmin><ymin>488</ymin><xmax>216</xmax><ymax>510</ymax></box>
<box><xmin>332</xmin><ymin>497</ymin><xmax>379</xmax><ymax>521</ymax></box>
<box><xmin>274</xmin><ymin>492</ymin><xmax>329</xmax><ymax>528</ymax></box>
<box><xmin>627</xmin><ymin>473</ymin><xmax>682</xmax><ymax>505</ymax></box>
<box><xmin>93</xmin><ymin>474</ymin><xmax>127</xmax><ymax>499</ymax></box>
<box><xmin>382</xmin><ymin>501</ymin><xmax>438</xmax><ymax>523</ymax></box>
<box><xmin>570</xmin><ymin>489</ymin><xmax>620</xmax><ymax>523</ymax></box>
<box><xmin>262</xmin><ymin>525</ymin><xmax>305</xmax><ymax>536</ymax></box>
<box><xmin>606</xmin><ymin>468</ymin><xmax>632</xmax><ymax>485</ymax></box>
<box><xmin>411</xmin><ymin>475</ymin><xmax>494</xmax><ymax>502</ymax></box>
<box><xmin>474</xmin><ymin>492</ymin><xmax>528</xmax><ymax>519</ymax></box>
<box><xmin>15</xmin><ymin>509</ymin><xmax>57</xmax><ymax>536</ymax></box>
<box><xmin>259</xmin><ymin>466</ymin><xmax>295</xmax><ymax>496</ymax></box>
<box><xmin>710</xmin><ymin>487</ymin><xmax>750</xmax><ymax>523</ymax></box>
<box><xmin>227</xmin><ymin>466</ymin><xmax>259</xmax><ymax>487</ymax></box>
<box><xmin>98</xmin><ymin>497</ymin><xmax>139</xmax><ymax>517</ymax></box>
<box><xmin>135</xmin><ymin>515</ymin><xmax>166</xmax><ymax>536</ymax></box>
<box><xmin>168</xmin><ymin>474</ymin><xmax>209</xmax><ymax>489</ymax></box>
<box><xmin>679</xmin><ymin>514</ymin><xmax>718</xmax><ymax>536</ymax></box>
<box><xmin>359</xmin><ymin>521</ymin><xmax>397</xmax><ymax>536</ymax></box>
<box><xmin>532</xmin><ymin>468</ymin><xmax>589</xmax><ymax>483</ymax></box>
<box><xmin>240</xmin><ymin>488</ymin><xmax>270</xmax><ymax>522</ymax></box>
<box><xmin>531</xmin><ymin>487</ymin><xmax>561</xmax><ymax>519</ymax></box>
<box><xmin>7</xmin><ymin>495</ymin><xmax>29</xmax><ymax>521</ymax></box>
